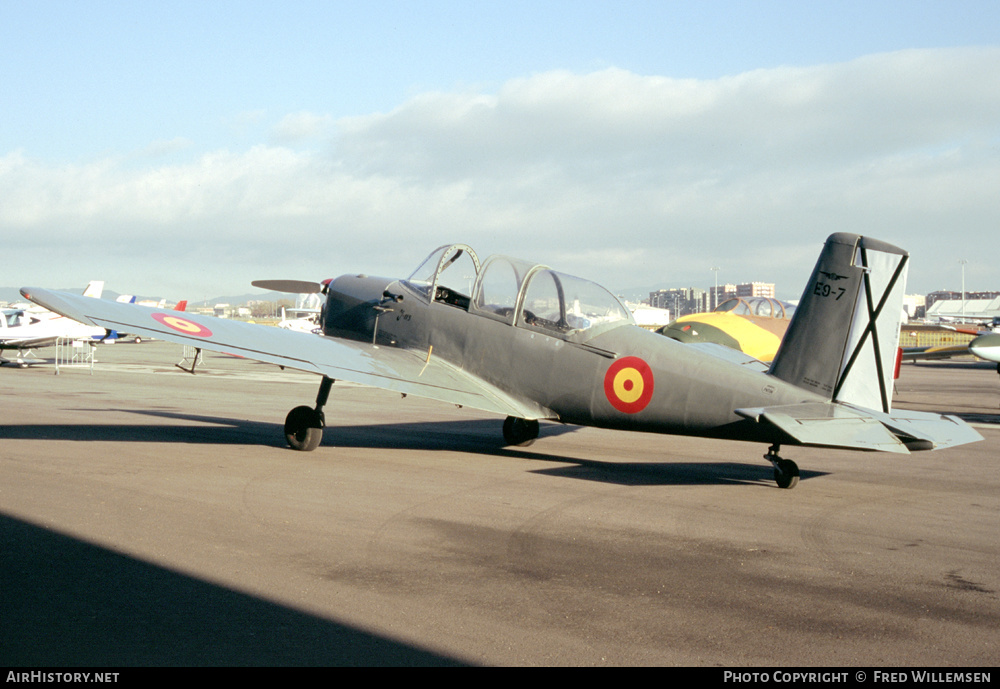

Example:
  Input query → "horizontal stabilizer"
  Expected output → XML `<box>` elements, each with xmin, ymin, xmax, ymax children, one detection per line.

<box><xmin>845</xmin><ymin>404</ymin><xmax>985</xmax><ymax>451</ymax></box>
<box><xmin>736</xmin><ymin>403</ymin><xmax>909</xmax><ymax>453</ymax></box>
<box><xmin>735</xmin><ymin>402</ymin><xmax>983</xmax><ymax>453</ymax></box>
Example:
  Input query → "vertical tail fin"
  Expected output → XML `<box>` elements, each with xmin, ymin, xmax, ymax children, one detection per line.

<box><xmin>769</xmin><ymin>233</ymin><xmax>908</xmax><ymax>413</ymax></box>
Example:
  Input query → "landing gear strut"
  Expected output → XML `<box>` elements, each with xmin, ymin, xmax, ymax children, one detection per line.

<box><xmin>285</xmin><ymin>376</ymin><xmax>334</xmax><ymax>451</ymax></box>
<box><xmin>765</xmin><ymin>443</ymin><xmax>799</xmax><ymax>489</ymax></box>
<box><xmin>503</xmin><ymin>416</ymin><xmax>539</xmax><ymax>447</ymax></box>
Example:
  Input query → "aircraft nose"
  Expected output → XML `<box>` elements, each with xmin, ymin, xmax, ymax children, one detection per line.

<box><xmin>969</xmin><ymin>333</ymin><xmax>1000</xmax><ymax>363</ymax></box>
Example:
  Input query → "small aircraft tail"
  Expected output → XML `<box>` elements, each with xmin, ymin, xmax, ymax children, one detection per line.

<box><xmin>174</xmin><ymin>300</ymin><xmax>188</xmax><ymax>312</ymax></box>
<box><xmin>83</xmin><ymin>281</ymin><xmax>105</xmax><ymax>298</ymax></box>
<box><xmin>769</xmin><ymin>233</ymin><xmax>908</xmax><ymax>413</ymax></box>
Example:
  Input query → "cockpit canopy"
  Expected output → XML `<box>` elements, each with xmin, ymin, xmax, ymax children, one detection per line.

<box><xmin>714</xmin><ymin>296</ymin><xmax>796</xmax><ymax>320</ymax></box>
<box><xmin>404</xmin><ymin>244</ymin><xmax>634</xmax><ymax>342</ymax></box>
<box><xmin>2</xmin><ymin>309</ymin><xmax>25</xmax><ymax>329</ymax></box>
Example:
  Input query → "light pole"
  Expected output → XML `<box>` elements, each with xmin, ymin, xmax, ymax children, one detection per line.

<box><xmin>711</xmin><ymin>267</ymin><xmax>720</xmax><ymax>310</ymax></box>
<box><xmin>959</xmin><ymin>258</ymin><xmax>967</xmax><ymax>322</ymax></box>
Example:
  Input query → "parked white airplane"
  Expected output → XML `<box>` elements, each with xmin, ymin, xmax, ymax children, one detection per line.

<box><xmin>1</xmin><ymin>281</ymin><xmax>111</xmax><ymax>366</ymax></box>
<box><xmin>274</xmin><ymin>291</ymin><xmax>324</xmax><ymax>334</ymax></box>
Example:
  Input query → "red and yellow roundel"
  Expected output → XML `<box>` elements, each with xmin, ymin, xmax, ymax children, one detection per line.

<box><xmin>604</xmin><ymin>356</ymin><xmax>654</xmax><ymax>414</ymax></box>
<box><xmin>152</xmin><ymin>312</ymin><xmax>213</xmax><ymax>338</ymax></box>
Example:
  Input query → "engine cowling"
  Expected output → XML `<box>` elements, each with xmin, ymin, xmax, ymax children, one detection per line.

<box><xmin>321</xmin><ymin>274</ymin><xmax>397</xmax><ymax>341</ymax></box>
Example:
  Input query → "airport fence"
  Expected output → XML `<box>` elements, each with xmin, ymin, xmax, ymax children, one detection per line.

<box><xmin>54</xmin><ymin>338</ymin><xmax>96</xmax><ymax>374</ymax></box>
<box><xmin>898</xmin><ymin>328</ymin><xmax>977</xmax><ymax>350</ymax></box>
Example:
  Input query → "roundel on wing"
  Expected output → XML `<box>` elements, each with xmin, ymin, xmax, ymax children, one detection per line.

<box><xmin>604</xmin><ymin>356</ymin><xmax>654</xmax><ymax>414</ymax></box>
<box><xmin>151</xmin><ymin>312</ymin><xmax>213</xmax><ymax>338</ymax></box>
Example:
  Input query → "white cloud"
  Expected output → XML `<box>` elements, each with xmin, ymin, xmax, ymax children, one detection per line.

<box><xmin>4</xmin><ymin>47</ymin><xmax>999</xmax><ymax>298</ymax></box>
<box><xmin>271</xmin><ymin>111</ymin><xmax>337</xmax><ymax>144</ymax></box>
<box><xmin>138</xmin><ymin>137</ymin><xmax>194</xmax><ymax>159</ymax></box>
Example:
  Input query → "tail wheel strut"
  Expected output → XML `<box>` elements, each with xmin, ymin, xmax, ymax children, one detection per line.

<box><xmin>765</xmin><ymin>444</ymin><xmax>800</xmax><ymax>489</ymax></box>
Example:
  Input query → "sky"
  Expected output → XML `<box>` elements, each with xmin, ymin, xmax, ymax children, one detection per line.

<box><xmin>2</xmin><ymin>0</ymin><xmax>998</xmax><ymax>303</ymax></box>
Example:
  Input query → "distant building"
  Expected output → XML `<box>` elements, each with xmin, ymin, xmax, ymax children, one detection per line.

<box><xmin>926</xmin><ymin>290</ymin><xmax>1000</xmax><ymax>309</ymax></box>
<box><xmin>926</xmin><ymin>296</ymin><xmax>1000</xmax><ymax>324</ymax></box>
<box><xmin>711</xmin><ymin>282</ymin><xmax>775</xmax><ymax>310</ymax></box>
<box><xmin>650</xmin><ymin>282</ymin><xmax>777</xmax><ymax>317</ymax></box>
<box><xmin>925</xmin><ymin>290</ymin><xmax>962</xmax><ymax>309</ymax></box>
<box><xmin>903</xmin><ymin>294</ymin><xmax>926</xmax><ymax>320</ymax></box>
<box><xmin>648</xmin><ymin>287</ymin><xmax>707</xmax><ymax>318</ymax></box>
<box><xmin>737</xmin><ymin>282</ymin><xmax>775</xmax><ymax>298</ymax></box>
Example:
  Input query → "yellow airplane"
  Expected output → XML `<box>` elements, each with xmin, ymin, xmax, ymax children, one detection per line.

<box><xmin>661</xmin><ymin>298</ymin><xmax>1000</xmax><ymax>372</ymax></box>
<box><xmin>657</xmin><ymin>297</ymin><xmax>794</xmax><ymax>362</ymax></box>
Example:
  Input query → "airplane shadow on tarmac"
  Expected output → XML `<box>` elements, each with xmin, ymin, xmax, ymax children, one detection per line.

<box><xmin>4</xmin><ymin>410</ymin><xmax>825</xmax><ymax>488</ymax></box>
<box><xmin>0</xmin><ymin>512</ymin><xmax>468</xmax><ymax>667</ymax></box>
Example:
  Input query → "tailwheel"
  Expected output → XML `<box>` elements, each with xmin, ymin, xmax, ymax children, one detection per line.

<box><xmin>503</xmin><ymin>416</ymin><xmax>539</xmax><ymax>447</ymax></box>
<box><xmin>765</xmin><ymin>444</ymin><xmax>799</xmax><ymax>489</ymax></box>
<box><xmin>284</xmin><ymin>405</ymin><xmax>324</xmax><ymax>451</ymax></box>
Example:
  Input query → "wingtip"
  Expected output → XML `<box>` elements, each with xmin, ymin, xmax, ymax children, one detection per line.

<box><xmin>19</xmin><ymin>286</ymin><xmax>47</xmax><ymax>303</ymax></box>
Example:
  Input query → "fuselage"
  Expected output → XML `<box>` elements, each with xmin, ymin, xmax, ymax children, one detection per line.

<box><xmin>319</xmin><ymin>273</ymin><xmax>824</xmax><ymax>444</ymax></box>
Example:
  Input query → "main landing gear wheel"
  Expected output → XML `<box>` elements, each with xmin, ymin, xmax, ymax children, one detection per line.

<box><xmin>765</xmin><ymin>444</ymin><xmax>800</xmax><ymax>489</ymax></box>
<box><xmin>284</xmin><ymin>376</ymin><xmax>334</xmax><ymax>451</ymax></box>
<box><xmin>285</xmin><ymin>405</ymin><xmax>324</xmax><ymax>451</ymax></box>
<box><xmin>503</xmin><ymin>416</ymin><xmax>539</xmax><ymax>447</ymax></box>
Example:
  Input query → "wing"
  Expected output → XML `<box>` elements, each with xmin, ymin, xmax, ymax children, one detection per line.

<box><xmin>1</xmin><ymin>336</ymin><xmax>59</xmax><ymax>349</ymax></box>
<box><xmin>903</xmin><ymin>335</ymin><xmax>1000</xmax><ymax>364</ymax></box>
<box><xmin>901</xmin><ymin>344</ymin><xmax>971</xmax><ymax>362</ymax></box>
<box><xmin>20</xmin><ymin>288</ymin><xmax>552</xmax><ymax>420</ymax></box>
<box><xmin>735</xmin><ymin>402</ymin><xmax>983</xmax><ymax>453</ymax></box>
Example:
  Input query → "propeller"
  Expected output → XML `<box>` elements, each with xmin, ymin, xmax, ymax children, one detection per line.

<box><xmin>251</xmin><ymin>279</ymin><xmax>323</xmax><ymax>294</ymax></box>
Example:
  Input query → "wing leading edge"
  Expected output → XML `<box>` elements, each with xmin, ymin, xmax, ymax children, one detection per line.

<box><xmin>20</xmin><ymin>287</ymin><xmax>551</xmax><ymax>420</ymax></box>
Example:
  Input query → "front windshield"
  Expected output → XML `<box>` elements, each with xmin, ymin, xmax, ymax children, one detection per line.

<box><xmin>404</xmin><ymin>245</ymin><xmax>479</xmax><ymax>300</ymax></box>
<box><xmin>406</xmin><ymin>246</ymin><xmax>449</xmax><ymax>296</ymax></box>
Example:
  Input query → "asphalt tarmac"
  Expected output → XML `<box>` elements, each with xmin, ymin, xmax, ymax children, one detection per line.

<box><xmin>2</xmin><ymin>341</ymin><xmax>998</xmax><ymax>666</ymax></box>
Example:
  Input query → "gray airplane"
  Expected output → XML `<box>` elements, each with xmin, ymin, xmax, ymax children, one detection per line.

<box><xmin>21</xmin><ymin>233</ymin><xmax>981</xmax><ymax>489</ymax></box>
